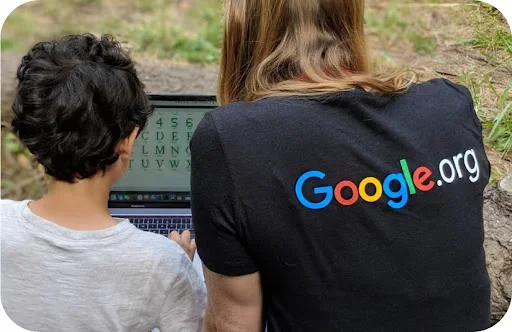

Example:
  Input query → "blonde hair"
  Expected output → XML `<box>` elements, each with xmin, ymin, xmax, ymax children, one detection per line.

<box><xmin>218</xmin><ymin>0</ymin><xmax>414</xmax><ymax>105</ymax></box>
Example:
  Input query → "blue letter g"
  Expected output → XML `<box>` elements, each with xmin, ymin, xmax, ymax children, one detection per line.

<box><xmin>295</xmin><ymin>171</ymin><xmax>333</xmax><ymax>210</ymax></box>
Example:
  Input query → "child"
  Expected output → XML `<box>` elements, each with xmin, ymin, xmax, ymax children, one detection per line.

<box><xmin>1</xmin><ymin>34</ymin><xmax>206</xmax><ymax>332</ymax></box>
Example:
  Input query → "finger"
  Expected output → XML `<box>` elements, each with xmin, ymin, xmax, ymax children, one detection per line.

<box><xmin>169</xmin><ymin>230</ymin><xmax>180</xmax><ymax>242</ymax></box>
<box><xmin>181</xmin><ymin>230</ymin><xmax>191</xmax><ymax>243</ymax></box>
<box><xmin>188</xmin><ymin>239</ymin><xmax>197</xmax><ymax>261</ymax></box>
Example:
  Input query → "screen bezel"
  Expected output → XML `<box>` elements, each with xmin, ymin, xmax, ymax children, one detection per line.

<box><xmin>108</xmin><ymin>94</ymin><xmax>217</xmax><ymax>209</ymax></box>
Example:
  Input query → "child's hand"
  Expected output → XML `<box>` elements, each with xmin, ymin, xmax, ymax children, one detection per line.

<box><xmin>169</xmin><ymin>230</ymin><xmax>196</xmax><ymax>261</ymax></box>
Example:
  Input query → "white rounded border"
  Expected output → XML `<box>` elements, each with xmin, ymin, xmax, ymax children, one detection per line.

<box><xmin>0</xmin><ymin>0</ymin><xmax>510</xmax><ymax>331</ymax></box>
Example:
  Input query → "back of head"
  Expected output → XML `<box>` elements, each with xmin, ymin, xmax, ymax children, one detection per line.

<box><xmin>219</xmin><ymin>0</ymin><xmax>412</xmax><ymax>104</ymax></box>
<box><xmin>11</xmin><ymin>34</ymin><xmax>153</xmax><ymax>183</ymax></box>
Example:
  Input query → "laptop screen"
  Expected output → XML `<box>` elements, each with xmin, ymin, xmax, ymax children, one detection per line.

<box><xmin>109</xmin><ymin>95</ymin><xmax>217</xmax><ymax>207</ymax></box>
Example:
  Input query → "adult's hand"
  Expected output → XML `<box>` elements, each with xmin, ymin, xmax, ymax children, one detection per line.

<box><xmin>169</xmin><ymin>230</ymin><xmax>196</xmax><ymax>261</ymax></box>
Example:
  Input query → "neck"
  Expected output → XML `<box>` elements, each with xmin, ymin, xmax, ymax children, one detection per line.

<box><xmin>30</xmin><ymin>175</ymin><xmax>118</xmax><ymax>231</ymax></box>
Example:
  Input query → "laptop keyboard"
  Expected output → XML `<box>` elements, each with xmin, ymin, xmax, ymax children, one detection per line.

<box><xmin>120</xmin><ymin>216</ymin><xmax>194</xmax><ymax>238</ymax></box>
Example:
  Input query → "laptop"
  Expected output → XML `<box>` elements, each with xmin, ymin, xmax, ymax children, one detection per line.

<box><xmin>108</xmin><ymin>94</ymin><xmax>217</xmax><ymax>276</ymax></box>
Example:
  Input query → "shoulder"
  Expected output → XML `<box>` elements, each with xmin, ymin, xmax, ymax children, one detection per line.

<box><xmin>410</xmin><ymin>78</ymin><xmax>473</xmax><ymax>104</ymax></box>
<box><xmin>409</xmin><ymin>78</ymin><xmax>479</xmax><ymax>127</ymax></box>
<box><xmin>210</xmin><ymin>100</ymin><xmax>263</xmax><ymax>117</ymax></box>
<box><xmin>1</xmin><ymin>200</ymin><xmax>26</xmax><ymax>218</ymax></box>
<box><xmin>209</xmin><ymin>97</ymin><xmax>299</xmax><ymax>120</ymax></box>
<box><xmin>191</xmin><ymin>99</ymin><xmax>278</xmax><ymax>155</ymax></box>
<box><xmin>198</xmin><ymin>101</ymin><xmax>256</xmax><ymax>134</ymax></box>
<box><xmin>1</xmin><ymin>200</ymin><xmax>30</xmax><ymax>242</ymax></box>
<box><xmin>196</xmin><ymin>97</ymin><xmax>300</xmax><ymax>138</ymax></box>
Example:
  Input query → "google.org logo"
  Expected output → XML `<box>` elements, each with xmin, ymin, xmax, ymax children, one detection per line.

<box><xmin>295</xmin><ymin>148</ymin><xmax>481</xmax><ymax>210</ymax></box>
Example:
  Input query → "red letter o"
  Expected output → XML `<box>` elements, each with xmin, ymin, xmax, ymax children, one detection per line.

<box><xmin>334</xmin><ymin>181</ymin><xmax>359</xmax><ymax>206</ymax></box>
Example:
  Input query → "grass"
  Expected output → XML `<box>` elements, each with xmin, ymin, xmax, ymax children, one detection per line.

<box><xmin>4</xmin><ymin>133</ymin><xmax>24</xmax><ymax>155</ymax></box>
<box><xmin>3</xmin><ymin>0</ymin><xmax>444</xmax><ymax>63</ymax></box>
<box><xmin>130</xmin><ymin>26</ymin><xmax>219</xmax><ymax>63</ymax></box>
<box><xmin>365</xmin><ymin>1</ymin><xmax>437</xmax><ymax>55</ymax></box>
<box><xmin>467</xmin><ymin>3</ymin><xmax>512</xmax><ymax>61</ymax></box>
<box><xmin>461</xmin><ymin>69</ymin><xmax>512</xmax><ymax>146</ymax></box>
<box><xmin>1</xmin><ymin>38</ymin><xmax>14</xmax><ymax>50</ymax></box>
<box><xmin>1</xmin><ymin>0</ymin><xmax>223</xmax><ymax>63</ymax></box>
<box><xmin>486</xmin><ymin>84</ymin><xmax>512</xmax><ymax>157</ymax></box>
<box><xmin>469</xmin><ymin>30</ymin><xmax>512</xmax><ymax>59</ymax></box>
<box><xmin>129</xmin><ymin>6</ymin><xmax>222</xmax><ymax>63</ymax></box>
<box><xmin>410</xmin><ymin>33</ymin><xmax>437</xmax><ymax>55</ymax></box>
<box><xmin>457</xmin><ymin>2</ymin><xmax>512</xmax><ymax>161</ymax></box>
<box><xmin>366</xmin><ymin>2</ymin><xmax>408</xmax><ymax>33</ymax></box>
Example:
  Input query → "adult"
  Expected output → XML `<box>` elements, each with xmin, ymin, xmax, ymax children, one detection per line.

<box><xmin>190</xmin><ymin>0</ymin><xmax>491</xmax><ymax>331</ymax></box>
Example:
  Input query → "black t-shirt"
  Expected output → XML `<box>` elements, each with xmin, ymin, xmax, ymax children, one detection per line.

<box><xmin>190</xmin><ymin>78</ymin><xmax>491</xmax><ymax>331</ymax></box>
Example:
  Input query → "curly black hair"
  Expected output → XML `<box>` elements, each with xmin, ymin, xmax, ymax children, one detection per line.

<box><xmin>12</xmin><ymin>34</ymin><xmax>153</xmax><ymax>183</ymax></box>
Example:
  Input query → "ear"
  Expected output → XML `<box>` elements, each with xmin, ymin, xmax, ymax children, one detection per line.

<box><xmin>117</xmin><ymin>126</ymin><xmax>140</xmax><ymax>159</ymax></box>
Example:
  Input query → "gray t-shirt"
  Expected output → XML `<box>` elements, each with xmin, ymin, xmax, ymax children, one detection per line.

<box><xmin>0</xmin><ymin>200</ymin><xmax>206</xmax><ymax>332</ymax></box>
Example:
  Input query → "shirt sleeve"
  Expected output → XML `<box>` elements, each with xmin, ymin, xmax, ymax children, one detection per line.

<box><xmin>156</xmin><ymin>252</ymin><xmax>207</xmax><ymax>332</ymax></box>
<box><xmin>190</xmin><ymin>113</ymin><xmax>259</xmax><ymax>276</ymax></box>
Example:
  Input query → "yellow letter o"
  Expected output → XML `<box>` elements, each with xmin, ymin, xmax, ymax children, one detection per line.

<box><xmin>359</xmin><ymin>177</ymin><xmax>383</xmax><ymax>203</ymax></box>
